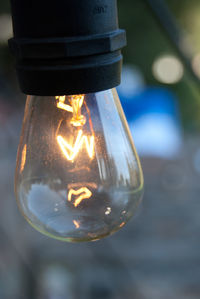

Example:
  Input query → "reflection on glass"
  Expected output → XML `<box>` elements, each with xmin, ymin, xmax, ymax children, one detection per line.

<box><xmin>15</xmin><ymin>89</ymin><xmax>144</xmax><ymax>242</ymax></box>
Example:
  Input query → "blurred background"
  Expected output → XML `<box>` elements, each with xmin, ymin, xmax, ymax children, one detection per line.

<box><xmin>1</xmin><ymin>0</ymin><xmax>200</xmax><ymax>298</ymax></box>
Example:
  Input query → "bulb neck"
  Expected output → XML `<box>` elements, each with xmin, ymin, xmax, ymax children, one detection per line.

<box><xmin>9</xmin><ymin>0</ymin><xmax>126</xmax><ymax>96</ymax></box>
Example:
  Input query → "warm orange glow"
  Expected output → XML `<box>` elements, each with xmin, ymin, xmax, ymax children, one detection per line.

<box><xmin>70</xmin><ymin>95</ymin><xmax>86</xmax><ymax>126</ymax></box>
<box><xmin>119</xmin><ymin>222</ymin><xmax>125</xmax><ymax>228</ymax></box>
<box><xmin>56</xmin><ymin>95</ymin><xmax>94</xmax><ymax>208</ymax></box>
<box><xmin>57</xmin><ymin>130</ymin><xmax>94</xmax><ymax>161</ymax></box>
<box><xmin>70</xmin><ymin>95</ymin><xmax>84</xmax><ymax>108</ymax></box>
<box><xmin>20</xmin><ymin>144</ymin><xmax>27</xmax><ymax>173</ymax></box>
<box><xmin>68</xmin><ymin>187</ymin><xmax>92</xmax><ymax>207</ymax></box>
<box><xmin>56</xmin><ymin>96</ymin><xmax>73</xmax><ymax>112</ymax></box>
<box><xmin>56</xmin><ymin>95</ymin><xmax>86</xmax><ymax>126</ymax></box>
<box><xmin>73</xmin><ymin>220</ymin><xmax>80</xmax><ymax>229</ymax></box>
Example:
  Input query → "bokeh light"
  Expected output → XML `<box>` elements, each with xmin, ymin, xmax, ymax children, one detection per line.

<box><xmin>152</xmin><ymin>54</ymin><xmax>184</xmax><ymax>84</ymax></box>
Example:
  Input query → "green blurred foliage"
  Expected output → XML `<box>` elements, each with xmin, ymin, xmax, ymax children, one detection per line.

<box><xmin>167</xmin><ymin>0</ymin><xmax>200</xmax><ymax>51</ymax></box>
<box><xmin>118</xmin><ymin>0</ymin><xmax>170</xmax><ymax>82</ymax></box>
<box><xmin>118</xmin><ymin>0</ymin><xmax>200</xmax><ymax>131</ymax></box>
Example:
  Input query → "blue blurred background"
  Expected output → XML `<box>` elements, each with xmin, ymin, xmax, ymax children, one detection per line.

<box><xmin>1</xmin><ymin>0</ymin><xmax>200</xmax><ymax>298</ymax></box>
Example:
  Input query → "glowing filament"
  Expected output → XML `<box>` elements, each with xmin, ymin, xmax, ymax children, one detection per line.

<box><xmin>56</xmin><ymin>95</ymin><xmax>86</xmax><ymax>126</ymax></box>
<box><xmin>57</xmin><ymin>130</ymin><xmax>94</xmax><ymax>161</ymax></box>
<box><xmin>56</xmin><ymin>96</ymin><xmax>73</xmax><ymax>112</ymax></box>
<box><xmin>68</xmin><ymin>187</ymin><xmax>92</xmax><ymax>207</ymax></box>
<box><xmin>70</xmin><ymin>95</ymin><xmax>86</xmax><ymax>126</ymax></box>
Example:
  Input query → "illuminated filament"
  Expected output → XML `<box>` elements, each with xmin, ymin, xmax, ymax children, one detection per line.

<box><xmin>56</xmin><ymin>95</ymin><xmax>86</xmax><ymax>126</ymax></box>
<box><xmin>56</xmin><ymin>95</ymin><xmax>73</xmax><ymax>112</ymax></box>
<box><xmin>57</xmin><ymin>130</ymin><xmax>94</xmax><ymax>161</ymax></box>
<box><xmin>68</xmin><ymin>187</ymin><xmax>92</xmax><ymax>207</ymax></box>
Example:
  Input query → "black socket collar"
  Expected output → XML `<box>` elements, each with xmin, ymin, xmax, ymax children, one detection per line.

<box><xmin>9</xmin><ymin>0</ymin><xmax>126</xmax><ymax>96</ymax></box>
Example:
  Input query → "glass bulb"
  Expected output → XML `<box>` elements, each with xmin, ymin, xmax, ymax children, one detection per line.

<box><xmin>15</xmin><ymin>89</ymin><xmax>143</xmax><ymax>242</ymax></box>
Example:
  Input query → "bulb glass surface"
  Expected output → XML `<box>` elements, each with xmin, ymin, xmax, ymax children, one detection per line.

<box><xmin>15</xmin><ymin>89</ymin><xmax>143</xmax><ymax>242</ymax></box>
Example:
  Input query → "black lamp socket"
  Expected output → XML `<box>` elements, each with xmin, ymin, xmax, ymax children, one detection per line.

<box><xmin>9</xmin><ymin>0</ymin><xmax>126</xmax><ymax>96</ymax></box>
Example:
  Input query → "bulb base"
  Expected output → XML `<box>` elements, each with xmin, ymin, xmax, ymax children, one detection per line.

<box><xmin>9</xmin><ymin>0</ymin><xmax>126</xmax><ymax>95</ymax></box>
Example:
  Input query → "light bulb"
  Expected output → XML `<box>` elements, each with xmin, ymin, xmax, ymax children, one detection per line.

<box><xmin>15</xmin><ymin>88</ymin><xmax>143</xmax><ymax>242</ymax></box>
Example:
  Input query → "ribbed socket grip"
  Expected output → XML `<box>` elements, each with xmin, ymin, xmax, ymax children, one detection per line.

<box><xmin>9</xmin><ymin>0</ymin><xmax>126</xmax><ymax>96</ymax></box>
